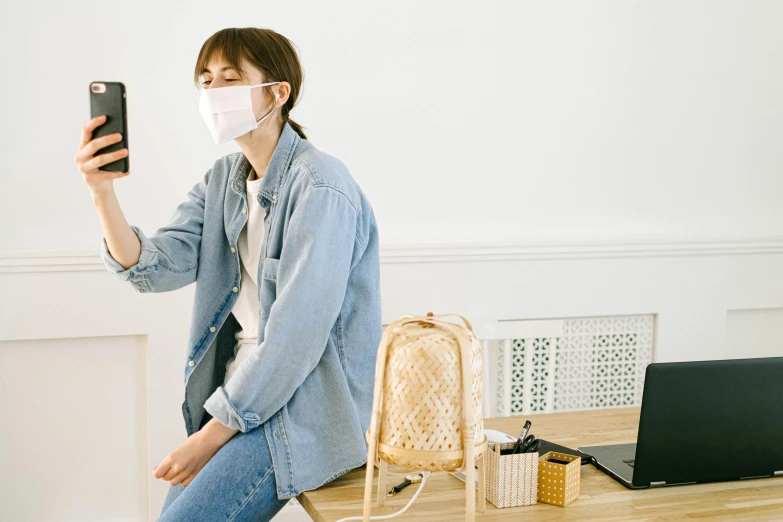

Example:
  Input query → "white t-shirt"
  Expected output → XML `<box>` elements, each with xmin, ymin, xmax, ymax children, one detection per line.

<box><xmin>223</xmin><ymin>173</ymin><xmax>266</xmax><ymax>386</ymax></box>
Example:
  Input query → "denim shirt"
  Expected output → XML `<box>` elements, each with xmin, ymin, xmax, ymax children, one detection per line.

<box><xmin>99</xmin><ymin>121</ymin><xmax>382</xmax><ymax>499</ymax></box>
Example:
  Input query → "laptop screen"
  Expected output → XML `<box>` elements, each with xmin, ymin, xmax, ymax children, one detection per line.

<box><xmin>632</xmin><ymin>356</ymin><xmax>783</xmax><ymax>487</ymax></box>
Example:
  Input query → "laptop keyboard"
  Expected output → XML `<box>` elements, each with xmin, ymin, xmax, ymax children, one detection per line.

<box><xmin>623</xmin><ymin>459</ymin><xmax>635</xmax><ymax>468</ymax></box>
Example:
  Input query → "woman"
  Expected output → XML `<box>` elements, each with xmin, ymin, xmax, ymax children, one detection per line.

<box><xmin>75</xmin><ymin>27</ymin><xmax>382</xmax><ymax>521</ymax></box>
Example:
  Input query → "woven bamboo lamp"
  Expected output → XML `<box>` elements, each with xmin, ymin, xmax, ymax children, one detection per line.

<box><xmin>362</xmin><ymin>312</ymin><xmax>488</xmax><ymax>521</ymax></box>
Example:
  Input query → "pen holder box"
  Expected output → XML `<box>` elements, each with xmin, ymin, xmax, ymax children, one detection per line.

<box><xmin>484</xmin><ymin>441</ymin><xmax>538</xmax><ymax>508</ymax></box>
<box><xmin>537</xmin><ymin>451</ymin><xmax>581</xmax><ymax>507</ymax></box>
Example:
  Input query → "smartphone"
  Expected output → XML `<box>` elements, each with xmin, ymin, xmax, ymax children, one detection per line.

<box><xmin>89</xmin><ymin>81</ymin><xmax>129</xmax><ymax>172</ymax></box>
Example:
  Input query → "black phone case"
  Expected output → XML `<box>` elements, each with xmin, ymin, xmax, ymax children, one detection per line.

<box><xmin>89</xmin><ymin>82</ymin><xmax>129</xmax><ymax>172</ymax></box>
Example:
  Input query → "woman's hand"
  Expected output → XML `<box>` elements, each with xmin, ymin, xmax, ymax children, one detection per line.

<box><xmin>75</xmin><ymin>115</ymin><xmax>130</xmax><ymax>197</ymax></box>
<box><xmin>152</xmin><ymin>419</ymin><xmax>240</xmax><ymax>487</ymax></box>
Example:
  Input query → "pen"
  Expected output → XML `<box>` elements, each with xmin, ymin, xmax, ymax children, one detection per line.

<box><xmin>511</xmin><ymin>420</ymin><xmax>532</xmax><ymax>454</ymax></box>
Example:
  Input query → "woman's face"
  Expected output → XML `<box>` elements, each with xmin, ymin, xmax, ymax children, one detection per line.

<box><xmin>199</xmin><ymin>55</ymin><xmax>285</xmax><ymax>125</ymax></box>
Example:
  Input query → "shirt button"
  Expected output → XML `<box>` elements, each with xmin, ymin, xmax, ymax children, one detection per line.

<box><xmin>272</xmin><ymin>194</ymin><xmax>277</xmax><ymax>201</ymax></box>
<box><xmin>231</xmin><ymin>247</ymin><xmax>236</xmax><ymax>253</ymax></box>
<box><xmin>242</xmin><ymin>207</ymin><xmax>247</xmax><ymax>214</ymax></box>
<box><xmin>233</xmin><ymin>286</ymin><xmax>239</xmax><ymax>292</ymax></box>
<box><xmin>188</xmin><ymin>360</ymin><xmax>195</xmax><ymax>367</ymax></box>
<box><xmin>210</xmin><ymin>326</ymin><xmax>216</xmax><ymax>332</ymax></box>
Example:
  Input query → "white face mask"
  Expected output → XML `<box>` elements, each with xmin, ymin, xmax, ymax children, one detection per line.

<box><xmin>198</xmin><ymin>81</ymin><xmax>281</xmax><ymax>144</ymax></box>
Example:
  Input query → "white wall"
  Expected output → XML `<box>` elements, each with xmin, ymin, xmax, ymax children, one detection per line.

<box><xmin>1</xmin><ymin>0</ymin><xmax>782</xmax><ymax>248</ymax></box>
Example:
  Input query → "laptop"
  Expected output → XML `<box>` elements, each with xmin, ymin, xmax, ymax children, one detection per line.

<box><xmin>578</xmin><ymin>356</ymin><xmax>783</xmax><ymax>489</ymax></box>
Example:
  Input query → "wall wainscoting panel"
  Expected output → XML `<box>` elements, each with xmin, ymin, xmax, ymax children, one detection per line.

<box><xmin>1</xmin><ymin>236</ymin><xmax>781</xmax><ymax>519</ymax></box>
<box><xmin>0</xmin><ymin>335</ymin><xmax>149</xmax><ymax>521</ymax></box>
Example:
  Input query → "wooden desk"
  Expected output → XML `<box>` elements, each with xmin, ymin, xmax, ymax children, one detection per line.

<box><xmin>297</xmin><ymin>407</ymin><xmax>783</xmax><ymax>521</ymax></box>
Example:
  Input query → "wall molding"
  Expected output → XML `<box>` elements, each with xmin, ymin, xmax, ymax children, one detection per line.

<box><xmin>1</xmin><ymin>235</ymin><xmax>783</xmax><ymax>273</ymax></box>
<box><xmin>379</xmin><ymin>236</ymin><xmax>783</xmax><ymax>264</ymax></box>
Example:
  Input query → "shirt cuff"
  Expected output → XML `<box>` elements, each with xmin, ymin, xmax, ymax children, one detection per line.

<box><xmin>100</xmin><ymin>225</ymin><xmax>160</xmax><ymax>291</ymax></box>
<box><xmin>203</xmin><ymin>386</ymin><xmax>261</xmax><ymax>433</ymax></box>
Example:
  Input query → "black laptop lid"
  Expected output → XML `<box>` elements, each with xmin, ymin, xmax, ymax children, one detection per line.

<box><xmin>633</xmin><ymin>356</ymin><xmax>783</xmax><ymax>487</ymax></box>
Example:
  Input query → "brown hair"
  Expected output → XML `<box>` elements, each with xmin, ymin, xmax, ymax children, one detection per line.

<box><xmin>194</xmin><ymin>27</ymin><xmax>307</xmax><ymax>139</ymax></box>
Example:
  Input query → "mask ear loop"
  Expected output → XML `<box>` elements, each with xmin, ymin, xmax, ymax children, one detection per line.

<box><xmin>252</xmin><ymin>82</ymin><xmax>281</xmax><ymax>125</ymax></box>
<box><xmin>255</xmin><ymin>93</ymin><xmax>280</xmax><ymax>125</ymax></box>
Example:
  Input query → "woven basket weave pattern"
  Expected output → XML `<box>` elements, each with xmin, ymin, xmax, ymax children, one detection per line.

<box><xmin>377</xmin><ymin>322</ymin><xmax>485</xmax><ymax>472</ymax></box>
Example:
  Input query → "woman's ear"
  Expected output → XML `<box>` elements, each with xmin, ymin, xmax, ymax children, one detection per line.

<box><xmin>276</xmin><ymin>81</ymin><xmax>292</xmax><ymax>106</ymax></box>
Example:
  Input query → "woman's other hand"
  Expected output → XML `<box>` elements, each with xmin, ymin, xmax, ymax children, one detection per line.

<box><xmin>152</xmin><ymin>431</ymin><xmax>222</xmax><ymax>488</ymax></box>
<box><xmin>152</xmin><ymin>419</ymin><xmax>239</xmax><ymax>487</ymax></box>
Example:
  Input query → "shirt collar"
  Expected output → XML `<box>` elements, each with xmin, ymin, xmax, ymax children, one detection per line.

<box><xmin>229</xmin><ymin>121</ymin><xmax>301</xmax><ymax>201</ymax></box>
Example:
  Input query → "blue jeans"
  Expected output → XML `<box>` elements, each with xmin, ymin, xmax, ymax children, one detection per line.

<box><xmin>157</xmin><ymin>423</ymin><xmax>290</xmax><ymax>521</ymax></box>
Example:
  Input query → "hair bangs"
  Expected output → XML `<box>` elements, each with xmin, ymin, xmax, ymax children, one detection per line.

<box><xmin>193</xmin><ymin>29</ymin><xmax>252</xmax><ymax>85</ymax></box>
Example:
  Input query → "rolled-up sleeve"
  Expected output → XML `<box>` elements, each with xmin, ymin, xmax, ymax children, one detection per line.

<box><xmin>99</xmin><ymin>168</ymin><xmax>210</xmax><ymax>293</ymax></box>
<box><xmin>100</xmin><ymin>225</ymin><xmax>162</xmax><ymax>293</ymax></box>
<box><xmin>203</xmin><ymin>185</ymin><xmax>359</xmax><ymax>432</ymax></box>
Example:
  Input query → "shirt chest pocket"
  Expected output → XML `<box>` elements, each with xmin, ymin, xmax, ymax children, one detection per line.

<box><xmin>261</xmin><ymin>256</ymin><xmax>280</xmax><ymax>282</ymax></box>
<box><xmin>259</xmin><ymin>257</ymin><xmax>280</xmax><ymax>318</ymax></box>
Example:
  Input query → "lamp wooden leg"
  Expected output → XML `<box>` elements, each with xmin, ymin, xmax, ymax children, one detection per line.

<box><xmin>477</xmin><ymin>452</ymin><xmax>486</xmax><ymax>513</ymax></box>
<box><xmin>465</xmin><ymin>438</ymin><xmax>475</xmax><ymax>522</ymax></box>
<box><xmin>362</xmin><ymin>439</ymin><xmax>377</xmax><ymax>522</ymax></box>
<box><xmin>377</xmin><ymin>460</ymin><xmax>388</xmax><ymax>506</ymax></box>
